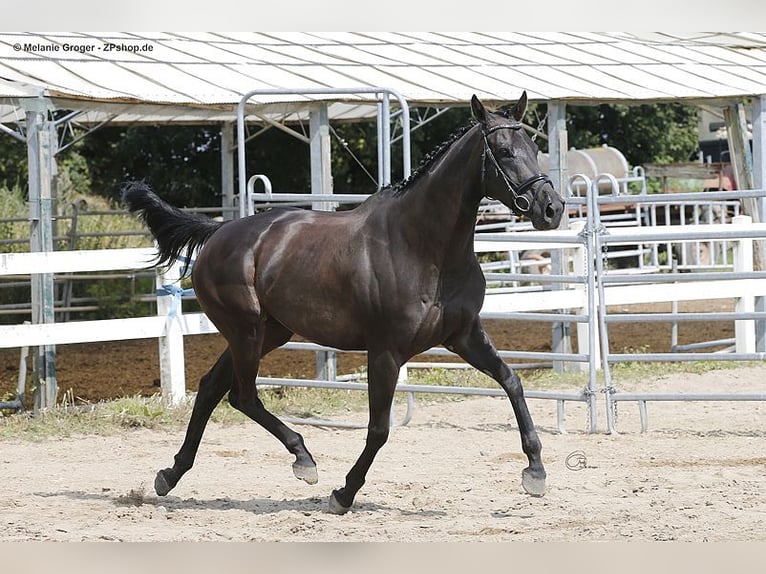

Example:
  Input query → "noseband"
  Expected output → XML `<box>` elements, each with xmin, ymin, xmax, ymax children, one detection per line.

<box><xmin>481</xmin><ymin>123</ymin><xmax>552</xmax><ymax>214</ymax></box>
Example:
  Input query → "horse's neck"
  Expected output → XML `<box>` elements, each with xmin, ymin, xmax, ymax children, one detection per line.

<box><xmin>396</xmin><ymin>132</ymin><xmax>484</xmax><ymax>256</ymax></box>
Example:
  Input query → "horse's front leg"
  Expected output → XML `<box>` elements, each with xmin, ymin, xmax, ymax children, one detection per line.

<box><xmin>447</xmin><ymin>318</ymin><xmax>546</xmax><ymax>497</ymax></box>
<box><xmin>329</xmin><ymin>349</ymin><xmax>400</xmax><ymax>514</ymax></box>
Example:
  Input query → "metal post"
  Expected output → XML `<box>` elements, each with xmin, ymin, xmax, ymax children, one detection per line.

<box><xmin>752</xmin><ymin>95</ymin><xmax>766</xmax><ymax>351</ymax></box>
<box><xmin>309</xmin><ymin>103</ymin><xmax>334</xmax><ymax>212</ymax></box>
<box><xmin>24</xmin><ymin>98</ymin><xmax>57</xmax><ymax>413</ymax></box>
<box><xmin>584</xmin><ymin>188</ymin><xmax>600</xmax><ymax>433</ymax></box>
<box><xmin>725</xmin><ymin>101</ymin><xmax>762</xmax><ymax>271</ymax></box>
<box><xmin>547</xmin><ymin>101</ymin><xmax>572</xmax><ymax>372</ymax></box>
<box><xmin>309</xmin><ymin>103</ymin><xmax>336</xmax><ymax>378</ymax></box>
<box><xmin>221</xmin><ymin>122</ymin><xmax>236</xmax><ymax>221</ymax></box>
<box><xmin>380</xmin><ymin>92</ymin><xmax>391</xmax><ymax>187</ymax></box>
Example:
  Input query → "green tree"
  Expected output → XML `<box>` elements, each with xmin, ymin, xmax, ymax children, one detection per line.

<box><xmin>2</xmin><ymin>100</ymin><xmax>700</xmax><ymax>210</ymax></box>
<box><xmin>564</xmin><ymin>102</ymin><xmax>700</xmax><ymax>165</ymax></box>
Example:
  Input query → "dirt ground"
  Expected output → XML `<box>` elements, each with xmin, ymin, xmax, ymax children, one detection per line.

<box><xmin>0</xmin><ymin>300</ymin><xmax>736</xmax><ymax>405</ymax></box>
<box><xmin>1</xmin><ymin>363</ymin><xmax>764</xmax><ymax>542</ymax></box>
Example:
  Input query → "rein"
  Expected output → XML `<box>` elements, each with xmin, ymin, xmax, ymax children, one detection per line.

<box><xmin>481</xmin><ymin>123</ymin><xmax>552</xmax><ymax>214</ymax></box>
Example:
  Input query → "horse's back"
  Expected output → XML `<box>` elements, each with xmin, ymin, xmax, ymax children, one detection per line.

<box><xmin>193</xmin><ymin>207</ymin><xmax>374</xmax><ymax>348</ymax></box>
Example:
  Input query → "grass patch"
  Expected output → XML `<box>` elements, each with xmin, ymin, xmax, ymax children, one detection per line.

<box><xmin>0</xmin><ymin>359</ymin><xmax>747</xmax><ymax>441</ymax></box>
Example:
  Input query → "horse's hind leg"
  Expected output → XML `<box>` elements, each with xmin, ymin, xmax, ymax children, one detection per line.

<box><xmin>329</xmin><ymin>348</ymin><xmax>400</xmax><ymax>514</ymax></box>
<box><xmin>447</xmin><ymin>318</ymin><xmax>546</xmax><ymax>497</ymax></box>
<box><xmin>155</xmin><ymin>349</ymin><xmax>234</xmax><ymax>496</ymax></box>
<box><xmin>225</xmin><ymin>319</ymin><xmax>318</xmax><ymax>484</ymax></box>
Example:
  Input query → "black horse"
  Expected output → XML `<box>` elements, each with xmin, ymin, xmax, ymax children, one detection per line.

<box><xmin>123</xmin><ymin>93</ymin><xmax>564</xmax><ymax>514</ymax></box>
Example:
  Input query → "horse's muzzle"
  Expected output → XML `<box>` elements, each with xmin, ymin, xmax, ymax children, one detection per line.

<box><xmin>533</xmin><ymin>188</ymin><xmax>564</xmax><ymax>230</ymax></box>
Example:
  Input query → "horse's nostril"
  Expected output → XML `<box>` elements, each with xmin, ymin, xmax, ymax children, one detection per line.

<box><xmin>545</xmin><ymin>203</ymin><xmax>556</xmax><ymax>221</ymax></box>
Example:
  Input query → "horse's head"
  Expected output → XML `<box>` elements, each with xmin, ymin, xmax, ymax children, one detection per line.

<box><xmin>471</xmin><ymin>93</ymin><xmax>564</xmax><ymax>230</ymax></box>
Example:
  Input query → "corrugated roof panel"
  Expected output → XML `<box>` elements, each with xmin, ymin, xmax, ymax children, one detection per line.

<box><xmin>256</xmin><ymin>32</ymin><xmax>335</xmax><ymax>46</ymax></box>
<box><xmin>632</xmin><ymin>64</ymin><xmax>723</xmax><ymax>97</ymax></box>
<box><xmin>519</xmin><ymin>32</ymin><xmax>600</xmax><ymax>45</ymax></box>
<box><xmin>189</xmin><ymin>42</ymin><xmax>259</xmax><ymax>65</ymax></box>
<box><xmin>2</xmin><ymin>32</ymin><xmax>766</xmax><ymax>125</ymax></box>
<box><xmin>575</xmin><ymin>42</ymin><xmax>659</xmax><ymax>65</ymax></box>
<box><xmin>494</xmin><ymin>44</ymin><xmax>589</xmax><ymax>66</ymax></box>
<box><xmin>360</xmin><ymin>44</ymin><xmax>453</xmax><ymax>66</ymax></box>
<box><xmin>605</xmin><ymin>65</ymin><xmax>693</xmax><ymax>99</ymax></box>
<box><xmin>684</xmin><ymin>64</ymin><xmax>766</xmax><ymax>95</ymax></box>
<box><xmin>405</xmin><ymin>43</ymin><xmax>495</xmax><ymax>66</ymax></box>
<box><xmin>227</xmin><ymin>64</ymin><xmax>334</xmax><ymax>93</ymax></box>
<box><xmin>372</xmin><ymin>65</ymin><xmax>474</xmax><ymax>101</ymax></box>
<box><xmin>163</xmin><ymin>32</ymin><xmax>226</xmax><ymax>43</ymax></box>
<box><xmin>451</xmin><ymin>43</ymin><xmax>539</xmax><ymax>66</ymax></box>
<box><xmin>0</xmin><ymin>60</ymin><xmax>105</xmax><ymax>96</ymax></box>
<box><xmin>327</xmin><ymin>65</ymin><xmax>455</xmax><ymax>100</ymax></box>
<box><xmin>60</xmin><ymin>61</ymin><xmax>198</xmax><ymax>101</ymax></box>
<box><xmin>319</xmin><ymin>44</ymin><xmax>409</xmax><ymax>66</ymax></box>
<box><xmin>560</xmin><ymin>65</ymin><xmax>676</xmax><ymax>100</ymax></box>
<box><xmin>515</xmin><ymin>65</ymin><xmax>626</xmax><ymax>99</ymax></box>
<box><xmin>302</xmin><ymin>32</ymin><xmax>379</xmax><ymax>45</ymax></box>
<box><xmin>734</xmin><ymin>47</ymin><xmax>766</xmax><ymax>64</ymax></box>
<box><xmin>264</xmin><ymin>44</ymin><xmax>365</xmax><ymax>66</ymax></box>
<box><xmin>699</xmin><ymin>45</ymin><xmax>766</xmax><ymax>66</ymax></box>
<box><xmin>529</xmin><ymin>43</ymin><xmax>617</xmax><ymax>66</ymax></box>
<box><xmin>198</xmin><ymin>43</ymin><xmax>305</xmax><ymax>66</ymax></box>
<box><xmin>124</xmin><ymin>63</ymin><xmax>245</xmax><ymax>102</ymax></box>
<box><xmin>414</xmin><ymin>31</ymin><xmax>489</xmax><ymax>45</ymax></box>
<box><xmin>442</xmin><ymin>65</ymin><xmax>539</xmax><ymax>100</ymax></box>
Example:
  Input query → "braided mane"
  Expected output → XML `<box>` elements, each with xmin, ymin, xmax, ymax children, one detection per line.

<box><xmin>385</xmin><ymin>121</ymin><xmax>476</xmax><ymax>197</ymax></box>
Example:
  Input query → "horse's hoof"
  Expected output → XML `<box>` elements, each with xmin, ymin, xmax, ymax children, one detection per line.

<box><xmin>293</xmin><ymin>462</ymin><xmax>318</xmax><ymax>485</ymax></box>
<box><xmin>154</xmin><ymin>469</ymin><xmax>173</xmax><ymax>497</ymax></box>
<box><xmin>521</xmin><ymin>468</ymin><xmax>546</xmax><ymax>497</ymax></box>
<box><xmin>328</xmin><ymin>491</ymin><xmax>352</xmax><ymax>515</ymax></box>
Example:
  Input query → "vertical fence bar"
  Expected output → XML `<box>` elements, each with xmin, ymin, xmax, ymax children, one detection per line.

<box><xmin>733</xmin><ymin>215</ymin><xmax>756</xmax><ymax>353</ymax></box>
<box><xmin>156</xmin><ymin>259</ymin><xmax>187</xmax><ymax>406</ymax></box>
<box><xmin>590</xmin><ymin>177</ymin><xmax>617</xmax><ymax>434</ymax></box>
<box><xmin>584</xmin><ymin>184</ymin><xmax>600</xmax><ymax>433</ymax></box>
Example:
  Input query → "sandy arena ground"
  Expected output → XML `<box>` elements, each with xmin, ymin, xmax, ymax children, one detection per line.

<box><xmin>1</xmin><ymin>364</ymin><xmax>764</xmax><ymax>542</ymax></box>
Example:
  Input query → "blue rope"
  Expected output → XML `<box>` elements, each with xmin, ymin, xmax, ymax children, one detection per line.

<box><xmin>156</xmin><ymin>284</ymin><xmax>195</xmax><ymax>318</ymax></box>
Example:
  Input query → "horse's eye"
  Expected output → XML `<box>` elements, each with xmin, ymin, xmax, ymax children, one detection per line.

<box><xmin>497</xmin><ymin>147</ymin><xmax>513</xmax><ymax>158</ymax></box>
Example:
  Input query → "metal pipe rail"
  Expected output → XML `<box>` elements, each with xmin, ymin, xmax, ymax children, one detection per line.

<box><xmin>605</xmin><ymin>311</ymin><xmax>766</xmax><ymax>323</ymax></box>
<box><xmin>610</xmin><ymin>391</ymin><xmax>766</xmax><ymax>433</ymax></box>
<box><xmin>256</xmin><ymin>376</ymin><xmax>587</xmax><ymax>433</ymax></box>
<box><xmin>584</xmin><ymin>178</ymin><xmax>766</xmax><ymax>433</ymax></box>
<box><xmin>237</xmin><ymin>86</ymin><xmax>411</xmax><ymax>220</ymax></box>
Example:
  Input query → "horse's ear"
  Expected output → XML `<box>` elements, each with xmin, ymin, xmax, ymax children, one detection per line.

<box><xmin>511</xmin><ymin>91</ymin><xmax>528</xmax><ymax>121</ymax></box>
<box><xmin>471</xmin><ymin>94</ymin><xmax>489</xmax><ymax>125</ymax></box>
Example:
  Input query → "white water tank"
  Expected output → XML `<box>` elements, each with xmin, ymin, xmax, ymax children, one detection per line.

<box><xmin>539</xmin><ymin>145</ymin><xmax>630</xmax><ymax>194</ymax></box>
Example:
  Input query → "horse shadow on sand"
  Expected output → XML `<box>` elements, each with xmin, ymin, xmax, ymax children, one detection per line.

<box><xmin>41</xmin><ymin>489</ymin><xmax>447</xmax><ymax>518</ymax></box>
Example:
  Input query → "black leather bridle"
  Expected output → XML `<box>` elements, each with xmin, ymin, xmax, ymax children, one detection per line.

<box><xmin>481</xmin><ymin>123</ymin><xmax>553</xmax><ymax>214</ymax></box>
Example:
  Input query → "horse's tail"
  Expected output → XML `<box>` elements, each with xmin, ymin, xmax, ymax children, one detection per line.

<box><xmin>122</xmin><ymin>180</ymin><xmax>224</xmax><ymax>270</ymax></box>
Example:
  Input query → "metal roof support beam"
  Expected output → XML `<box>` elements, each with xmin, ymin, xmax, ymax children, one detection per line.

<box><xmin>221</xmin><ymin>122</ymin><xmax>235</xmax><ymax>221</ymax></box>
<box><xmin>309</xmin><ymin>103</ymin><xmax>333</xmax><ymax>212</ymax></box>
<box><xmin>725</xmin><ymin>100</ymin><xmax>763</xmax><ymax>272</ymax></box>
<box><xmin>377</xmin><ymin>95</ymin><xmax>391</xmax><ymax>188</ymax></box>
<box><xmin>0</xmin><ymin>120</ymin><xmax>26</xmax><ymax>143</ymax></box>
<box><xmin>546</xmin><ymin>100</ymin><xmax>573</xmax><ymax>374</ymax></box>
<box><xmin>23</xmin><ymin>97</ymin><xmax>58</xmax><ymax>412</ymax></box>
